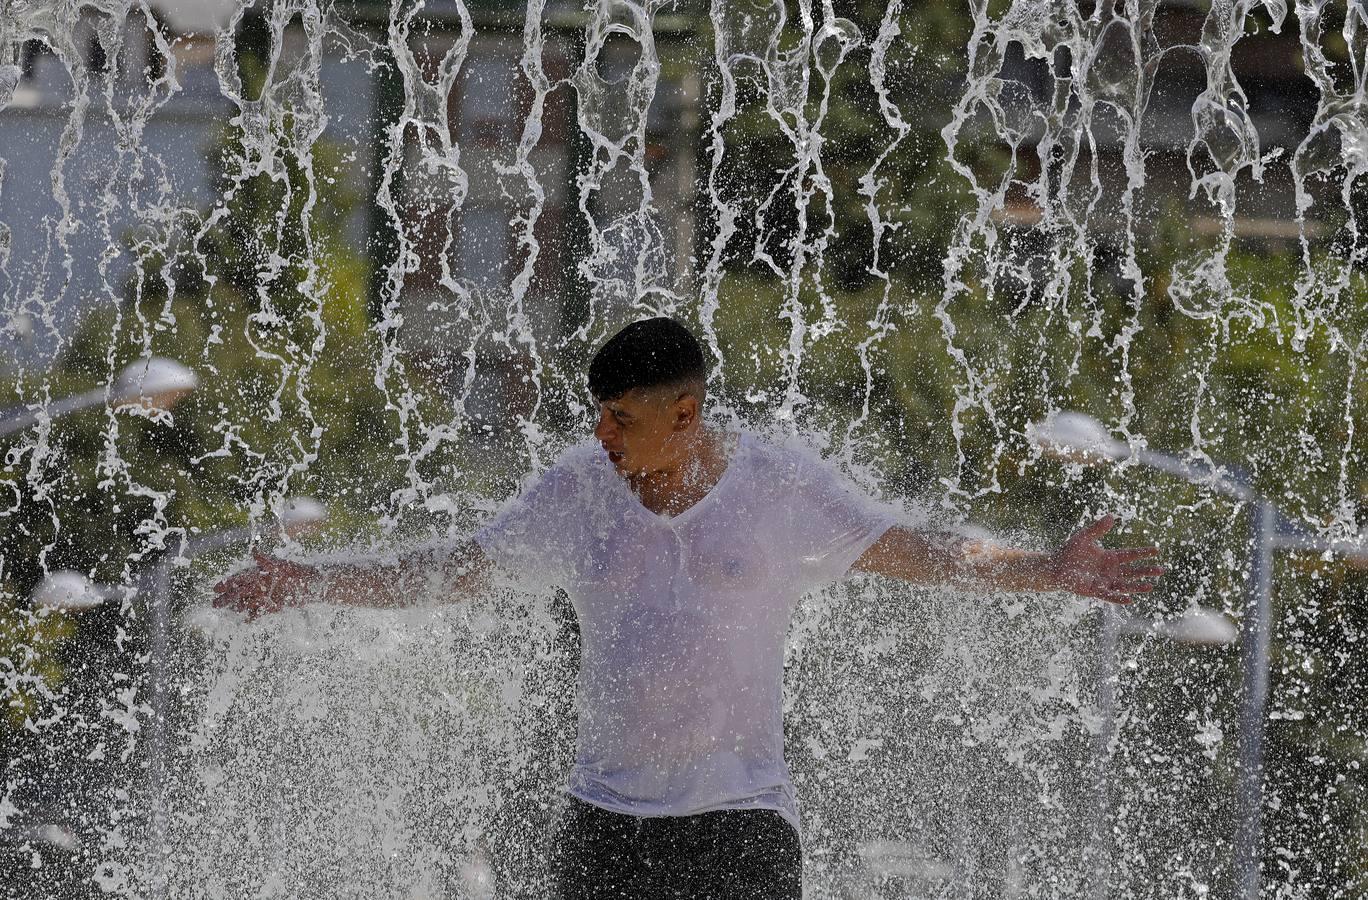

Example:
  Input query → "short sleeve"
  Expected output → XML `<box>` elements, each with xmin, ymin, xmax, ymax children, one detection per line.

<box><xmin>784</xmin><ymin>454</ymin><xmax>897</xmax><ymax>590</ymax></box>
<box><xmin>474</xmin><ymin>460</ymin><xmax>587</xmax><ymax>586</ymax></box>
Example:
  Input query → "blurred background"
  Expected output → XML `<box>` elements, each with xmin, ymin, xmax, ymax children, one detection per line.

<box><xmin>2</xmin><ymin>1</ymin><xmax>1366</xmax><ymax>897</ymax></box>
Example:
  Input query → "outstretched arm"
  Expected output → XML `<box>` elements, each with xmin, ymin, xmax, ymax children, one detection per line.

<box><xmin>211</xmin><ymin>541</ymin><xmax>493</xmax><ymax>619</ymax></box>
<box><xmin>853</xmin><ymin>514</ymin><xmax>1164</xmax><ymax>604</ymax></box>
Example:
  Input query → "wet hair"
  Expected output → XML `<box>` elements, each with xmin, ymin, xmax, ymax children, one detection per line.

<box><xmin>588</xmin><ymin>317</ymin><xmax>708</xmax><ymax>404</ymax></box>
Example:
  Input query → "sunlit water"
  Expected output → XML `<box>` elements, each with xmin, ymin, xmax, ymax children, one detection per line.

<box><xmin>2</xmin><ymin>1</ymin><xmax>1366</xmax><ymax>897</ymax></box>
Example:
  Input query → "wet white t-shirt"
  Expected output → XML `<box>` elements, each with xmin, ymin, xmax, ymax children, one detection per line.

<box><xmin>473</xmin><ymin>432</ymin><xmax>897</xmax><ymax>832</ymax></box>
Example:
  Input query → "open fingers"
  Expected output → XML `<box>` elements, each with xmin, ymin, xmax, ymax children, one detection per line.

<box><xmin>1092</xmin><ymin>578</ymin><xmax>1155</xmax><ymax>595</ymax></box>
<box><xmin>211</xmin><ymin>567</ymin><xmax>279</xmax><ymax>614</ymax></box>
<box><xmin>1076</xmin><ymin>514</ymin><xmax>1117</xmax><ymax>542</ymax></box>
<box><xmin>210</xmin><ymin>555</ymin><xmax>273</xmax><ymax>598</ymax></box>
<box><xmin>1097</xmin><ymin>579</ymin><xmax>1153</xmax><ymax>602</ymax></box>
<box><xmin>1094</xmin><ymin>590</ymin><xmax>1135</xmax><ymax>605</ymax></box>
<box><xmin>211</xmin><ymin>550</ymin><xmax>313</xmax><ymax>621</ymax></box>
<box><xmin>1075</xmin><ymin>571</ymin><xmax>1157</xmax><ymax>604</ymax></box>
<box><xmin>1116</xmin><ymin>579</ymin><xmax>1157</xmax><ymax>594</ymax></box>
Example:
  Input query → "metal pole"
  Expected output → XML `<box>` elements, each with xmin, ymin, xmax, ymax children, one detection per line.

<box><xmin>144</xmin><ymin>528</ymin><xmax>250</xmax><ymax>899</ymax></box>
<box><xmin>1234</xmin><ymin>500</ymin><xmax>1275</xmax><ymax>900</ymax></box>
<box><xmin>146</xmin><ymin>558</ymin><xmax>171</xmax><ymax>900</ymax></box>
<box><xmin>0</xmin><ymin>389</ymin><xmax>108</xmax><ymax>438</ymax></box>
<box><xmin>1087</xmin><ymin>605</ymin><xmax>1119</xmax><ymax>900</ymax></box>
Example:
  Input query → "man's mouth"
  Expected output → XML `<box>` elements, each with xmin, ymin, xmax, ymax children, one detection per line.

<box><xmin>605</xmin><ymin>448</ymin><xmax>624</xmax><ymax>465</ymax></box>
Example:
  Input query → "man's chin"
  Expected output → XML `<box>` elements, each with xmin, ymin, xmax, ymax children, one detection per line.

<box><xmin>610</xmin><ymin>456</ymin><xmax>652</xmax><ymax>479</ymax></box>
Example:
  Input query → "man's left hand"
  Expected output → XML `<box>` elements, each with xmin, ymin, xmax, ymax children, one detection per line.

<box><xmin>1045</xmin><ymin>514</ymin><xmax>1165</xmax><ymax>604</ymax></box>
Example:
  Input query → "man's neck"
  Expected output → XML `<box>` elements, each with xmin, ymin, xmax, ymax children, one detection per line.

<box><xmin>629</xmin><ymin>428</ymin><xmax>730</xmax><ymax>517</ymax></box>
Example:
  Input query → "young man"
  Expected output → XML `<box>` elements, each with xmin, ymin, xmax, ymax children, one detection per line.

<box><xmin>214</xmin><ymin>317</ymin><xmax>1162</xmax><ymax>899</ymax></box>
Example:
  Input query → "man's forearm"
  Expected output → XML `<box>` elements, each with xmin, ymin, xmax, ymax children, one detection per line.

<box><xmin>854</xmin><ymin>517</ymin><xmax>1161</xmax><ymax>603</ymax></box>
<box><xmin>316</xmin><ymin>563</ymin><xmax>421</xmax><ymax>609</ymax></box>
<box><xmin>293</xmin><ymin>543</ymin><xmax>490</xmax><ymax>610</ymax></box>
<box><xmin>954</xmin><ymin>539</ymin><xmax>1056</xmax><ymax>592</ymax></box>
<box><xmin>855</xmin><ymin>526</ymin><xmax>1058</xmax><ymax>592</ymax></box>
<box><xmin>215</xmin><ymin>541</ymin><xmax>494</xmax><ymax>617</ymax></box>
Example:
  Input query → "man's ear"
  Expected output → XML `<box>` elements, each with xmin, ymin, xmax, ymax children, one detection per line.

<box><xmin>672</xmin><ymin>393</ymin><xmax>699</xmax><ymax>431</ymax></box>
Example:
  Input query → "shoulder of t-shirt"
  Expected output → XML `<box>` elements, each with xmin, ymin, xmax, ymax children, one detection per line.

<box><xmin>734</xmin><ymin>431</ymin><xmax>833</xmax><ymax>485</ymax></box>
<box><xmin>502</xmin><ymin>440</ymin><xmax>606</xmax><ymax>499</ymax></box>
<box><xmin>742</xmin><ymin>431</ymin><xmax>898</xmax><ymax>503</ymax></box>
<box><xmin>551</xmin><ymin>440</ymin><xmax>606</xmax><ymax>470</ymax></box>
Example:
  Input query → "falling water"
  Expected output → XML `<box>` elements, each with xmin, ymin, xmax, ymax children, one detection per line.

<box><xmin>2</xmin><ymin>1</ymin><xmax>1367</xmax><ymax>897</ymax></box>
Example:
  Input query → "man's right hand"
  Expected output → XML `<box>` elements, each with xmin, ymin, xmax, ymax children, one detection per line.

<box><xmin>212</xmin><ymin>548</ymin><xmax>320</xmax><ymax>619</ymax></box>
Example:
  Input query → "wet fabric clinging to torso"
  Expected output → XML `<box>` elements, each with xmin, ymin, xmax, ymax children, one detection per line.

<box><xmin>473</xmin><ymin>432</ymin><xmax>897</xmax><ymax>832</ymax></box>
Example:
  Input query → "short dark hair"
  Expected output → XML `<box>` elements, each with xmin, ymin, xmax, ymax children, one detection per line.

<box><xmin>588</xmin><ymin>317</ymin><xmax>708</xmax><ymax>403</ymax></box>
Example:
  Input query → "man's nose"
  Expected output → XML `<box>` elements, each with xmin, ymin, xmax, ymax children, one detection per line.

<box><xmin>593</xmin><ymin>410</ymin><xmax>616</xmax><ymax>442</ymax></box>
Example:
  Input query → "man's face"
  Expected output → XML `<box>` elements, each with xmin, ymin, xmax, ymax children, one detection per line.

<box><xmin>593</xmin><ymin>388</ymin><xmax>699</xmax><ymax>476</ymax></box>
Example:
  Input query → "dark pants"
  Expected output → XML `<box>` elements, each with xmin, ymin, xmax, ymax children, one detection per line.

<box><xmin>552</xmin><ymin>796</ymin><xmax>802</xmax><ymax>899</ymax></box>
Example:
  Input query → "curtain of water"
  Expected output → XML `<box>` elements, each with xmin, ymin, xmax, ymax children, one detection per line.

<box><xmin>1</xmin><ymin>1</ymin><xmax>1366</xmax><ymax>898</ymax></box>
